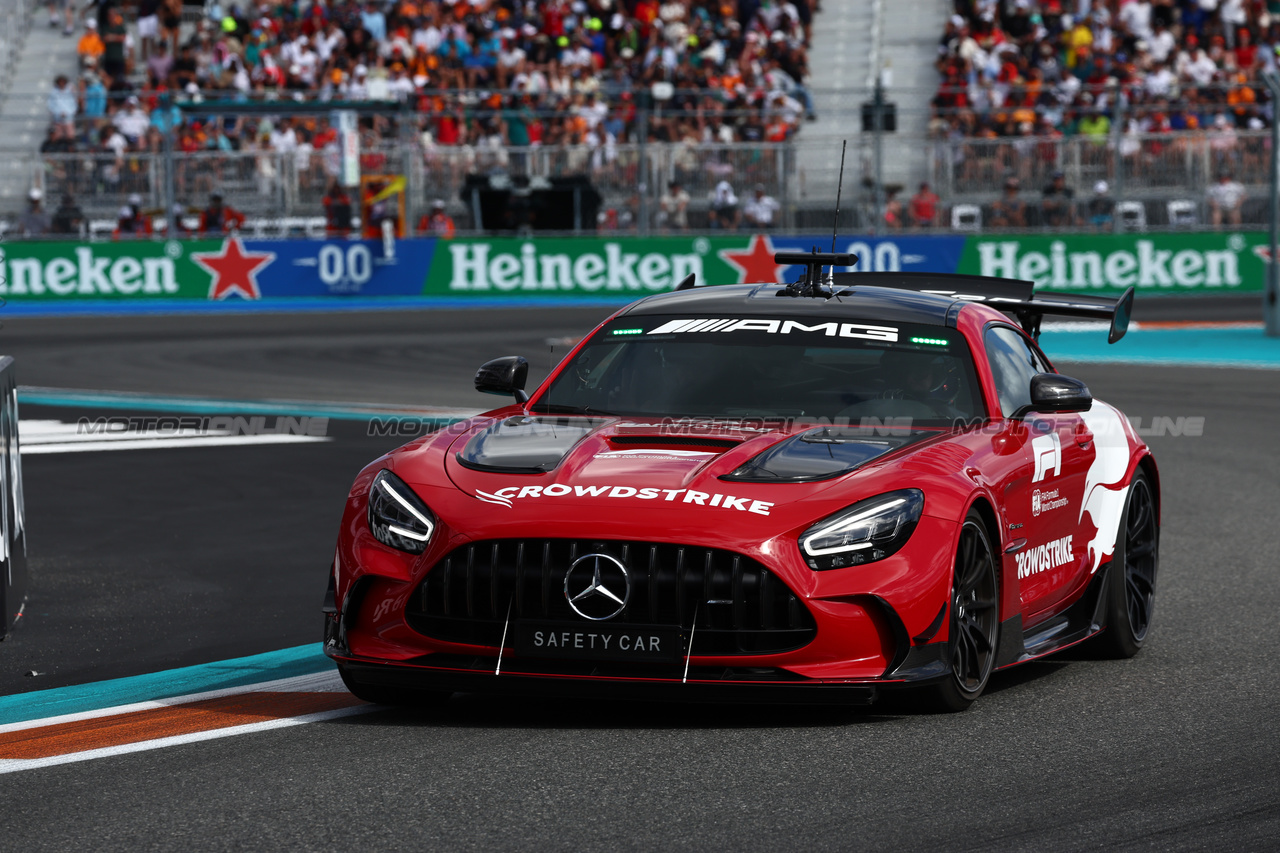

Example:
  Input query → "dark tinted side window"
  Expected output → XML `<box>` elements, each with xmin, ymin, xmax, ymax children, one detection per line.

<box><xmin>984</xmin><ymin>326</ymin><xmax>1050</xmax><ymax>418</ymax></box>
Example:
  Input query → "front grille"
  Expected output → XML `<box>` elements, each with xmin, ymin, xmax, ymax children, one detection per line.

<box><xmin>405</xmin><ymin>540</ymin><xmax>816</xmax><ymax>656</ymax></box>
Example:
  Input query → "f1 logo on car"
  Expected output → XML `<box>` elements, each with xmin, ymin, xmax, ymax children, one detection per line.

<box><xmin>1031</xmin><ymin>432</ymin><xmax>1062</xmax><ymax>483</ymax></box>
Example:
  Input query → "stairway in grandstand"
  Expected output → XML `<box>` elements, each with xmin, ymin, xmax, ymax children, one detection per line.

<box><xmin>0</xmin><ymin>2</ymin><xmax>80</xmax><ymax>209</ymax></box>
<box><xmin>802</xmin><ymin>0</ymin><xmax>949</xmax><ymax>222</ymax></box>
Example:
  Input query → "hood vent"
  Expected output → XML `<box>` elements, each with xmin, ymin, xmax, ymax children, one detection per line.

<box><xmin>610</xmin><ymin>435</ymin><xmax>740</xmax><ymax>450</ymax></box>
<box><xmin>722</xmin><ymin>427</ymin><xmax>931</xmax><ymax>483</ymax></box>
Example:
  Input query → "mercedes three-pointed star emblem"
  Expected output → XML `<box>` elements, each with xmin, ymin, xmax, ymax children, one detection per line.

<box><xmin>564</xmin><ymin>553</ymin><xmax>631</xmax><ymax>621</ymax></box>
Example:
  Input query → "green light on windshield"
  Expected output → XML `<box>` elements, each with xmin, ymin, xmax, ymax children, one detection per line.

<box><xmin>910</xmin><ymin>336</ymin><xmax>950</xmax><ymax>346</ymax></box>
<box><xmin>611</xmin><ymin>328</ymin><xmax>645</xmax><ymax>336</ymax></box>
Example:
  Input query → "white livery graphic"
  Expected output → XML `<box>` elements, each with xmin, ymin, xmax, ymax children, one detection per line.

<box><xmin>1078</xmin><ymin>403</ymin><xmax>1135</xmax><ymax>575</ymax></box>
<box><xmin>1031</xmin><ymin>431</ymin><xmax>1062</xmax><ymax>483</ymax></box>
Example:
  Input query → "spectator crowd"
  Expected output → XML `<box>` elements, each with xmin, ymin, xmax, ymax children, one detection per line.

<box><xmin>41</xmin><ymin>0</ymin><xmax>821</xmax><ymax>185</ymax></box>
<box><xmin>934</xmin><ymin>0</ymin><xmax>1276</xmax><ymax>142</ymax></box>
<box><xmin>918</xmin><ymin>0</ymin><xmax>1276</xmax><ymax>230</ymax></box>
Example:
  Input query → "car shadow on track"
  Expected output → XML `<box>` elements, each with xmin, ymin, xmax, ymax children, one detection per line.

<box><xmin>323</xmin><ymin>661</ymin><xmax>1074</xmax><ymax>728</ymax></box>
<box><xmin>331</xmin><ymin>696</ymin><xmax>904</xmax><ymax>729</ymax></box>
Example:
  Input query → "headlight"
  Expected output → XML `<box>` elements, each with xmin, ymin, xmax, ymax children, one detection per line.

<box><xmin>799</xmin><ymin>489</ymin><xmax>923</xmax><ymax>570</ymax></box>
<box><xmin>368</xmin><ymin>470</ymin><xmax>437</xmax><ymax>554</ymax></box>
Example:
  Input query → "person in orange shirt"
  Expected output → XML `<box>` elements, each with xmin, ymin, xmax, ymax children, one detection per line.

<box><xmin>77</xmin><ymin>18</ymin><xmax>105</xmax><ymax>68</ymax></box>
<box><xmin>417</xmin><ymin>199</ymin><xmax>455</xmax><ymax>238</ymax></box>
<box><xmin>1226</xmin><ymin>74</ymin><xmax>1256</xmax><ymax>121</ymax></box>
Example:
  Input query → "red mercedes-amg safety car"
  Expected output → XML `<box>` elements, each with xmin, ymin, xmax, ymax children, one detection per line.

<box><xmin>324</xmin><ymin>255</ymin><xmax>1159</xmax><ymax>711</ymax></box>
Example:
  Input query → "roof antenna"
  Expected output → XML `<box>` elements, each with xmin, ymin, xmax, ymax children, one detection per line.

<box><xmin>827</xmin><ymin>140</ymin><xmax>847</xmax><ymax>292</ymax></box>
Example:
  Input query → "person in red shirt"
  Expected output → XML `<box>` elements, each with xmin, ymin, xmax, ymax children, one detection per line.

<box><xmin>114</xmin><ymin>194</ymin><xmax>153</xmax><ymax>239</ymax></box>
<box><xmin>909</xmin><ymin>182</ymin><xmax>939</xmax><ymax>228</ymax></box>
<box><xmin>1234</xmin><ymin>29</ymin><xmax>1258</xmax><ymax>71</ymax></box>
<box><xmin>322</xmin><ymin>181</ymin><xmax>354</xmax><ymax>238</ymax></box>
<box><xmin>200</xmin><ymin>193</ymin><xmax>245</xmax><ymax>235</ymax></box>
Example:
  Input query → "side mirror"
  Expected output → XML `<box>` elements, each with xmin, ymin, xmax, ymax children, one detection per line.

<box><xmin>475</xmin><ymin>356</ymin><xmax>530</xmax><ymax>405</ymax></box>
<box><xmin>1026</xmin><ymin>373</ymin><xmax>1092</xmax><ymax>415</ymax></box>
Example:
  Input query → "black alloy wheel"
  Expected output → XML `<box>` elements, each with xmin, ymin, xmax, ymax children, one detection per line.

<box><xmin>927</xmin><ymin>511</ymin><xmax>1000</xmax><ymax>712</ymax></box>
<box><xmin>1095</xmin><ymin>470</ymin><xmax>1159</xmax><ymax>659</ymax></box>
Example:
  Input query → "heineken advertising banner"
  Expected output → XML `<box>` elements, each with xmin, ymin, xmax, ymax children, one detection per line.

<box><xmin>0</xmin><ymin>231</ymin><xmax>1263</xmax><ymax>310</ymax></box>
<box><xmin>956</xmin><ymin>232</ymin><xmax>1268</xmax><ymax>296</ymax></box>
<box><xmin>426</xmin><ymin>234</ymin><xmax>967</xmax><ymax>295</ymax></box>
<box><xmin>0</xmin><ymin>238</ymin><xmax>434</xmax><ymax>302</ymax></box>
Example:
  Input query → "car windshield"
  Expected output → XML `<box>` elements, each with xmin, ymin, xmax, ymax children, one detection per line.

<box><xmin>534</xmin><ymin>314</ymin><xmax>985</xmax><ymax>426</ymax></box>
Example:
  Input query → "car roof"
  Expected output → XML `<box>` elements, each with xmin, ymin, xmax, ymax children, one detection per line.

<box><xmin>620</xmin><ymin>282</ymin><xmax>963</xmax><ymax>327</ymax></box>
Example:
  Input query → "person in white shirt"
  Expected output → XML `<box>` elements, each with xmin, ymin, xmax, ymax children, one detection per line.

<box><xmin>658</xmin><ymin>180</ymin><xmax>690</xmax><ymax>231</ymax></box>
<box><xmin>1118</xmin><ymin>1</ymin><xmax>1153</xmax><ymax>41</ymax></box>
<box><xmin>386</xmin><ymin>64</ymin><xmax>416</xmax><ymax>101</ymax></box>
<box><xmin>113</xmin><ymin>96</ymin><xmax>150</xmax><ymax>145</ymax></box>
<box><xmin>764</xmin><ymin>90</ymin><xmax>804</xmax><ymax>127</ymax></box>
<box><xmin>294</xmin><ymin>41</ymin><xmax>319</xmax><ymax>88</ymax></box>
<box><xmin>348</xmin><ymin>64</ymin><xmax>370</xmax><ymax>99</ymax></box>
<box><xmin>742</xmin><ymin>184</ymin><xmax>781</xmax><ymax>229</ymax></box>
<box><xmin>1207</xmin><ymin>171</ymin><xmax>1245</xmax><ymax>226</ymax></box>
<box><xmin>1148</xmin><ymin>21</ymin><xmax>1176</xmax><ymax>64</ymax></box>
<box><xmin>711</xmin><ymin>180</ymin><xmax>739</xmax><ymax>230</ymax></box>
<box><xmin>316</xmin><ymin>23</ymin><xmax>345</xmax><ymax>63</ymax></box>
<box><xmin>1178</xmin><ymin>45</ymin><xmax>1219</xmax><ymax>87</ymax></box>
<box><xmin>578</xmin><ymin>91</ymin><xmax>608</xmax><ymax>129</ymax></box>
<box><xmin>412</xmin><ymin>21</ymin><xmax>443</xmax><ymax>55</ymax></box>
<box><xmin>1220</xmin><ymin>0</ymin><xmax>1246</xmax><ymax>48</ymax></box>
<box><xmin>1144</xmin><ymin>62</ymin><xmax>1176</xmax><ymax>98</ymax></box>
<box><xmin>269</xmin><ymin>119</ymin><xmax>298</xmax><ymax>154</ymax></box>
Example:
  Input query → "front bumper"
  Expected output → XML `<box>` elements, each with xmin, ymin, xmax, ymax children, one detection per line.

<box><xmin>327</xmin><ymin>515</ymin><xmax>961</xmax><ymax>697</ymax></box>
<box><xmin>330</xmin><ymin>653</ymin><xmax>880</xmax><ymax>705</ymax></box>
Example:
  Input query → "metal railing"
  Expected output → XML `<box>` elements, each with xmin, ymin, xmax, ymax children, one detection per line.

<box><xmin>16</xmin><ymin>80</ymin><xmax>1276</xmax><ymax>236</ymax></box>
<box><xmin>34</xmin><ymin>140</ymin><xmax>799</xmax><ymax>234</ymax></box>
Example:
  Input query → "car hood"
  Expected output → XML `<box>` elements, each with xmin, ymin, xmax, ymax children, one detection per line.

<box><xmin>395</xmin><ymin>415</ymin><xmax>942</xmax><ymax>525</ymax></box>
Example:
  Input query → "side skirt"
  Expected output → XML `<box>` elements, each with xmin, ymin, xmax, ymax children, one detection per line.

<box><xmin>995</xmin><ymin>562</ymin><xmax>1111</xmax><ymax>670</ymax></box>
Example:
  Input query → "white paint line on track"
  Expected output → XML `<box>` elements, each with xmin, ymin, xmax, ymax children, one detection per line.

<box><xmin>0</xmin><ymin>670</ymin><xmax>350</xmax><ymax>735</ymax></box>
<box><xmin>0</xmin><ymin>705</ymin><xmax>380</xmax><ymax>775</ymax></box>
<box><xmin>22</xmin><ymin>435</ymin><xmax>329</xmax><ymax>455</ymax></box>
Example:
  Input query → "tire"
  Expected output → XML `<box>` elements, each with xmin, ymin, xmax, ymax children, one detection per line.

<box><xmin>925</xmin><ymin>511</ymin><xmax>1000</xmax><ymax>712</ymax></box>
<box><xmin>1093</xmin><ymin>469</ymin><xmax>1159</xmax><ymax>659</ymax></box>
<box><xmin>338</xmin><ymin>665</ymin><xmax>451</xmax><ymax>706</ymax></box>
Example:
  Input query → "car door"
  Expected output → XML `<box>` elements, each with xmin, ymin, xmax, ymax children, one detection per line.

<box><xmin>983</xmin><ymin>324</ymin><xmax>1091</xmax><ymax>620</ymax></box>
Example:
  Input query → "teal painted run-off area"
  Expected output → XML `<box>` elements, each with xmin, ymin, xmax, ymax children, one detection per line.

<box><xmin>1043</xmin><ymin>324</ymin><xmax>1280</xmax><ymax>369</ymax></box>
<box><xmin>0</xmin><ymin>644</ymin><xmax>332</xmax><ymax>726</ymax></box>
<box><xmin>17</xmin><ymin>386</ymin><xmax>478</xmax><ymax>424</ymax></box>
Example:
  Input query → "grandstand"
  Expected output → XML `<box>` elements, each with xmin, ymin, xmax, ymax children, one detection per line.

<box><xmin>928</xmin><ymin>0</ymin><xmax>1275</xmax><ymax>230</ymax></box>
<box><xmin>0</xmin><ymin>0</ymin><xmax>59</xmax><ymax>206</ymax></box>
<box><xmin>14</xmin><ymin>0</ymin><xmax>830</xmax><ymax>235</ymax></box>
<box><xmin>6</xmin><ymin>0</ymin><xmax>1278</xmax><ymax>236</ymax></box>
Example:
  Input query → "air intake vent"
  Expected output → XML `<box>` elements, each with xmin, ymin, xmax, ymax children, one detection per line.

<box><xmin>406</xmin><ymin>539</ymin><xmax>815</xmax><ymax>656</ymax></box>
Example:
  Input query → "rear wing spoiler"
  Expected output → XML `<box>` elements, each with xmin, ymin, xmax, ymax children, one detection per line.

<box><xmin>681</xmin><ymin>252</ymin><xmax>1135</xmax><ymax>344</ymax></box>
<box><xmin>827</xmin><ymin>270</ymin><xmax>1135</xmax><ymax>344</ymax></box>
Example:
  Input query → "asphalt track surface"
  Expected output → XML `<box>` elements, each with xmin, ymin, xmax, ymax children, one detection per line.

<box><xmin>2</xmin><ymin>298</ymin><xmax>1279</xmax><ymax>850</ymax></box>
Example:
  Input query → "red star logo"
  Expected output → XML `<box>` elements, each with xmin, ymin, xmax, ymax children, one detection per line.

<box><xmin>718</xmin><ymin>234</ymin><xmax>788</xmax><ymax>284</ymax></box>
<box><xmin>1254</xmin><ymin>246</ymin><xmax>1273</xmax><ymax>263</ymax></box>
<box><xmin>191</xmin><ymin>237</ymin><xmax>275</xmax><ymax>301</ymax></box>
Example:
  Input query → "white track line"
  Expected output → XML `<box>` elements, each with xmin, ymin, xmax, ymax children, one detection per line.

<box><xmin>22</xmin><ymin>435</ymin><xmax>329</xmax><ymax>454</ymax></box>
<box><xmin>0</xmin><ymin>669</ymin><xmax>379</xmax><ymax>775</ymax></box>
<box><xmin>0</xmin><ymin>706</ymin><xmax>379</xmax><ymax>775</ymax></box>
<box><xmin>0</xmin><ymin>670</ymin><xmax>350</xmax><ymax>735</ymax></box>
